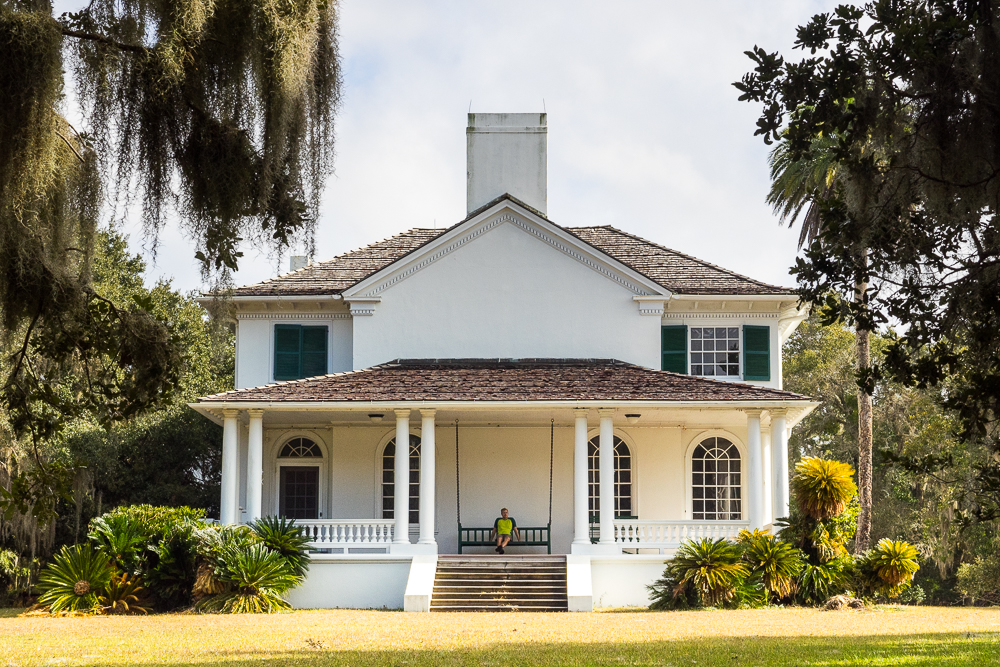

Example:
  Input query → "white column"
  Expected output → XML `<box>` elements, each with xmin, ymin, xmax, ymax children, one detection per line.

<box><xmin>220</xmin><ymin>409</ymin><xmax>240</xmax><ymax>524</ymax></box>
<box><xmin>573</xmin><ymin>409</ymin><xmax>589</xmax><ymax>546</ymax></box>
<box><xmin>771</xmin><ymin>409</ymin><xmax>790</xmax><ymax>521</ymax></box>
<box><xmin>598</xmin><ymin>409</ymin><xmax>615</xmax><ymax>544</ymax></box>
<box><xmin>245</xmin><ymin>409</ymin><xmax>264</xmax><ymax>522</ymax></box>
<box><xmin>761</xmin><ymin>426</ymin><xmax>773</xmax><ymax>525</ymax></box>
<box><xmin>418</xmin><ymin>409</ymin><xmax>436</xmax><ymax>546</ymax></box>
<box><xmin>393</xmin><ymin>409</ymin><xmax>411</xmax><ymax>544</ymax></box>
<box><xmin>746</xmin><ymin>410</ymin><xmax>764</xmax><ymax>530</ymax></box>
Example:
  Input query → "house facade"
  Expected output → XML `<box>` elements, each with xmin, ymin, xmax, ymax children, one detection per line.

<box><xmin>192</xmin><ymin>113</ymin><xmax>816</xmax><ymax>610</ymax></box>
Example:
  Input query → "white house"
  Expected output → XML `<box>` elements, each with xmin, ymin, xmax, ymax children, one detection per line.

<box><xmin>191</xmin><ymin>113</ymin><xmax>816</xmax><ymax>611</ymax></box>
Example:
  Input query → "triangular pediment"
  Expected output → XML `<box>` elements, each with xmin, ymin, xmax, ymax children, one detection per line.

<box><xmin>340</xmin><ymin>197</ymin><xmax>670</xmax><ymax>301</ymax></box>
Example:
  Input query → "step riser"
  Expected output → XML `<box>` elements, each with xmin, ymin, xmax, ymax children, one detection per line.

<box><xmin>431</xmin><ymin>557</ymin><xmax>569</xmax><ymax>612</ymax></box>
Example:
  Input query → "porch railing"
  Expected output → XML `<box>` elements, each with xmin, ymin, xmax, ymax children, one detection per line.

<box><xmin>612</xmin><ymin>519</ymin><xmax>749</xmax><ymax>553</ymax></box>
<box><xmin>298</xmin><ymin>520</ymin><xmax>395</xmax><ymax>547</ymax></box>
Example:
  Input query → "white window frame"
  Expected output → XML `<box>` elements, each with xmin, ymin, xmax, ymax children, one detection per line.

<box><xmin>689</xmin><ymin>324</ymin><xmax>743</xmax><ymax>380</ymax></box>
<box><xmin>272</xmin><ymin>434</ymin><xmax>328</xmax><ymax>519</ymax></box>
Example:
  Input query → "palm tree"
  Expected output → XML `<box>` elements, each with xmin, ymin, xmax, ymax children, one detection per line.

<box><xmin>767</xmin><ymin>139</ymin><xmax>875</xmax><ymax>553</ymax></box>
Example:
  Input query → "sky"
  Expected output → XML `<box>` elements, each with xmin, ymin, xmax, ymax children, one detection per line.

<box><xmin>69</xmin><ymin>0</ymin><xmax>842</xmax><ymax>293</ymax></box>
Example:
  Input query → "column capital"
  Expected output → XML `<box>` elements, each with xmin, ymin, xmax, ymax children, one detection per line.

<box><xmin>222</xmin><ymin>408</ymin><xmax>241</xmax><ymax>419</ymax></box>
<box><xmin>769</xmin><ymin>408</ymin><xmax>789</xmax><ymax>419</ymax></box>
<box><xmin>744</xmin><ymin>409</ymin><xmax>764</xmax><ymax>418</ymax></box>
<box><xmin>394</xmin><ymin>408</ymin><xmax>412</xmax><ymax>419</ymax></box>
<box><xmin>419</xmin><ymin>408</ymin><xmax>437</xmax><ymax>418</ymax></box>
<box><xmin>247</xmin><ymin>408</ymin><xmax>265</xmax><ymax>419</ymax></box>
<box><xmin>597</xmin><ymin>408</ymin><xmax>615</xmax><ymax>418</ymax></box>
<box><xmin>574</xmin><ymin>408</ymin><xmax>589</xmax><ymax>418</ymax></box>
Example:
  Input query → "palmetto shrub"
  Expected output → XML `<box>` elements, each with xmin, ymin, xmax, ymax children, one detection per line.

<box><xmin>737</xmin><ymin>529</ymin><xmax>802</xmax><ymax>600</ymax></box>
<box><xmin>36</xmin><ymin>544</ymin><xmax>112</xmax><ymax>613</ymax></box>
<box><xmin>100</xmin><ymin>572</ymin><xmax>149</xmax><ymax>615</ymax></box>
<box><xmin>855</xmin><ymin>539</ymin><xmax>921</xmax><ymax>599</ymax></box>
<box><xmin>196</xmin><ymin>544</ymin><xmax>299</xmax><ymax>613</ymax></box>
<box><xmin>797</xmin><ymin>557</ymin><xmax>850</xmax><ymax>605</ymax></box>
<box><xmin>791</xmin><ymin>457</ymin><xmax>858</xmax><ymax>520</ymax></box>
<box><xmin>249</xmin><ymin>516</ymin><xmax>311</xmax><ymax>579</ymax></box>
<box><xmin>650</xmin><ymin>538</ymin><xmax>748</xmax><ymax>608</ymax></box>
<box><xmin>88</xmin><ymin>514</ymin><xmax>147</xmax><ymax>574</ymax></box>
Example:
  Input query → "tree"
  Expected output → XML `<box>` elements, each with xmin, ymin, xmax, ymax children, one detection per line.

<box><xmin>1</xmin><ymin>230</ymin><xmax>233</xmax><ymax>566</ymax></box>
<box><xmin>0</xmin><ymin>0</ymin><xmax>340</xmax><ymax>450</ymax></box>
<box><xmin>736</xmin><ymin>1</ymin><xmax>1000</xmax><ymax>526</ymax></box>
<box><xmin>767</xmin><ymin>139</ymin><xmax>877</xmax><ymax>552</ymax></box>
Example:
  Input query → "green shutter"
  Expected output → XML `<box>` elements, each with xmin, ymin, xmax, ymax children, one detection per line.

<box><xmin>301</xmin><ymin>326</ymin><xmax>328</xmax><ymax>378</ymax></box>
<box><xmin>743</xmin><ymin>325</ymin><xmax>770</xmax><ymax>381</ymax></box>
<box><xmin>274</xmin><ymin>324</ymin><xmax>302</xmax><ymax>380</ymax></box>
<box><xmin>661</xmin><ymin>325</ymin><xmax>687</xmax><ymax>374</ymax></box>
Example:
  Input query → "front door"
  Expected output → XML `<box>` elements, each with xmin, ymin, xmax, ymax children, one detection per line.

<box><xmin>279</xmin><ymin>466</ymin><xmax>319</xmax><ymax>520</ymax></box>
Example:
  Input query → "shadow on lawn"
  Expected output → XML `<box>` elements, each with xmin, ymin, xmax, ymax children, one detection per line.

<box><xmin>79</xmin><ymin>633</ymin><xmax>1000</xmax><ymax>667</ymax></box>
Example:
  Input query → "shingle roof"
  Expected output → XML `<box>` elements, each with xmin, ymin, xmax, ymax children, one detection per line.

<box><xmin>566</xmin><ymin>226</ymin><xmax>794</xmax><ymax>296</ymax></box>
<box><xmin>229</xmin><ymin>196</ymin><xmax>794</xmax><ymax>297</ymax></box>
<box><xmin>199</xmin><ymin>359</ymin><xmax>810</xmax><ymax>403</ymax></box>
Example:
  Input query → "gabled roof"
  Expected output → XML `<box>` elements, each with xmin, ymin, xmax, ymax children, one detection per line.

<box><xmin>229</xmin><ymin>194</ymin><xmax>794</xmax><ymax>298</ymax></box>
<box><xmin>198</xmin><ymin>358</ymin><xmax>810</xmax><ymax>404</ymax></box>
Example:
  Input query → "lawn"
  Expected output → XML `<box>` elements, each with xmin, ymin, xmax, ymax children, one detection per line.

<box><xmin>1</xmin><ymin>607</ymin><xmax>999</xmax><ymax>666</ymax></box>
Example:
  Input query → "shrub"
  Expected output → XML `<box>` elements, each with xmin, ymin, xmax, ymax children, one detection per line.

<box><xmin>855</xmin><ymin>539</ymin><xmax>921</xmax><ymax>599</ymax></box>
<box><xmin>956</xmin><ymin>554</ymin><xmax>1000</xmax><ymax>605</ymax></box>
<box><xmin>650</xmin><ymin>538</ymin><xmax>748</xmax><ymax>609</ymax></box>
<box><xmin>791</xmin><ymin>457</ymin><xmax>858</xmax><ymax>520</ymax></box>
<box><xmin>249</xmin><ymin>516</ymin><xmax>311</xmax><ymax>579</ymax></box>
<box><xmin>100</xmin><ymin>573</ymin><xmax>149</xmax><ymax>615</ymax></box>
<box><xmin>797</xmin><ymin>557</ymin><xmax>850</xmax><ymax>605</ymax></box>
<box><xmin>196</xmin><ymin>544</ymin><xmax>298</xmax><ymax>613</ymax></box>
<box><xmin>88</xmin><ymin>514</ymin><xmax>147</xmax><ymax>574</ymax></box>
<box><xmin>737</xmin><ymin>529</ymin><xmax>802</xmax><ymax>600</ymax></box>
<box><xmin>36</xmin><ymin>544</ymin><xmax>112</xmax><ymax>613</ymax></box>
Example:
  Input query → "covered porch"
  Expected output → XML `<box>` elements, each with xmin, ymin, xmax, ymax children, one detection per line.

<box><xmin>192</xmin><ymin>360</ymin><xmax>815</xmax><ymax>558</ymax></box>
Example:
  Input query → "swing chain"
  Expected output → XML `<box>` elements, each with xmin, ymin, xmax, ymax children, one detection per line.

<box><xmin>549</xmin><ymin>418</ymin><xmax>554</xmax><ymax>527</ymax></box>
<box><xmin>455</xmin><ymin>419</ymin><xmax>461</xmax><ymax>525</ymax></box>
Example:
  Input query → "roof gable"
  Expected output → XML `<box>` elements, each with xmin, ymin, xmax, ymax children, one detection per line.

<box><xmin>227</xmin><ymin>194</ymin><xmax>794</xmax><ymax>298</ymax></box>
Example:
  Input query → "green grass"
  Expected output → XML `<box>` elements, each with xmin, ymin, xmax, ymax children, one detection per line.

<box><xmin>1</xmin><ymin>607</ymin><xmax>998</xmax><ymax>666</ymax></box>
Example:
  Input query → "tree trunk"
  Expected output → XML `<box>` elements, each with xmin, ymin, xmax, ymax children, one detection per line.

<box><xmin>855</xmin><ymin>278</ymin><xmax>873</xmax><ymax>554</ymax></box>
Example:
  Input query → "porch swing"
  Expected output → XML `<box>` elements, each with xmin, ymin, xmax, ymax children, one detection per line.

<box><xmin>455</xmin><ymin>419</ymin><xmax>553</xmax><ymax>554</ymax></box>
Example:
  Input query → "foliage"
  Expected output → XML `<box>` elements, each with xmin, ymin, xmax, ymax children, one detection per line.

<box><xmin>99</xmin><ymin>572</ymin><xmax>149</xmax><ymax>615</ymax></box>
<box><xmin>736</xmin><ymin>0</ymin><xmax>1000</xmax><ymax>525</ymax></box>
<box><xmin>36</xmin><ymin>543</ymin><xmax>112</xmax><ymax>612</ymax></box>
<box><xmin>798</xmin><ymin>557</ymin><xmax>851</xmax><ymax>605</ymax></box>
<box><xmin>648</xmin><ymin>538</ymin><xmax>748</xmax><ymax>609</ymax></box>
<box><xmin>792</xmin><ymin>457</ymin><xmax>858</xmax><ymax>520</ymax></box>
<box><xmin>249</xmin><ymin>516</ymin><xmax>310</xmax><ymax>579</ymax></box>
<box><xmin>854</xmin><ymin>539</ymin><xmax>921</xmax><ymax>599</ymax></box>
<box><xmin>737</xmin><ymin>529</ymin><xmax>802</xmax><ymax>600</ymax></box>
<box><xmin>195</xmin><ymin>544</ymin><xmax>296</xmax><ymax>613</ymax></box>
<box><xmin>955</xmin><ymin>554</ymin><xmax>1000</xmax><ymax>605</ymax></box>
<box><xmin>88</xmin><ymin>513</ymin><xmax>146</xmax><ymax>573</ymax></box>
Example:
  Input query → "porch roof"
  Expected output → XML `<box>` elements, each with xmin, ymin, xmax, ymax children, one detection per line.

<box><xmin>197</xmin><ymin>358</ymin><xmax>811</xmax><ymax>404</ymax></box>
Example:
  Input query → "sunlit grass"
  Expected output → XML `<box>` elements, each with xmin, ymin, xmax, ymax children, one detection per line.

<box><xmin>1</xmin><ymin>606</ymin><xmax>998</xmax><ymax>666</ymax></box>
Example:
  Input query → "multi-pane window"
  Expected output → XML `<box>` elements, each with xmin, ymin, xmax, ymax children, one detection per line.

<box><xmin>277</xmin><ymin>437</ymin><xmax>322</xmax><ymax>520</ymax></box>
<box><xmin>691</xmin><ymin>327</ymin><xmax>740</xmax><ymax>377</ymax></box>
<box><xmin>692</xmin><ymin>437</ymin><xmax>742</xmax><ymax>520</ymax></box>
<box><xmin>588</xmin><ymin>436</ymin><xmax>633</xmax><ymax>518</ymax></box>
<box><xmin>381</xmin><ymin>435</ymin><xmax>421</xmax><ymax>524</ymax></box>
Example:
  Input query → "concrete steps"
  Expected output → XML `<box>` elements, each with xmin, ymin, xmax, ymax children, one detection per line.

<box><xmin>430</xmin><ymin>556</ymin><xmax>568</xmax><ymax>612</ymax></box>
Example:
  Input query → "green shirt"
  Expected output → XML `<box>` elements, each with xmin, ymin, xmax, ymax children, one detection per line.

<box><xmin>494</xmin><ymin>517</ymin><xmax>516</xmax><ymax>535</ymax></box>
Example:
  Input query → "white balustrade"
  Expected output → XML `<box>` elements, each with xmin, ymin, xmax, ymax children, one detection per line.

<box><xmin>298</xmin><ymin>520</ymin><xmax>395</xmax><ymax>547</ymax></box>
<box><xmin>612</xmin><ymin>520</ymin><xmax>749</xmax><ymax>553</ymax></box>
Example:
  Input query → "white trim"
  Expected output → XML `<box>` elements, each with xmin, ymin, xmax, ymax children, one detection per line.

<box><xmin>374</xmin><ymin>429</ymin><xmax>422</xmax><ymax>524</ymax></box>
<box><xmin>270</xmin><ymin>431</ymin><xmax>330</xmax><ymax>519</ymax></box>
<box><xmin>340</xmin><ymin>200</ymin><xmax>670</xmax><ymax>301</ymax></box>
<box><xmin>683</xmin><ymin>429</ymin><xmax>748</xmax><ymax>522</ymax></box>
<box><xmin>236</xmin><ymin>313</ymin><xmax>350</xmax><ymax>320</ymax></box>
<box><xmin>662</xmin><ymin>313</ymin><xmax>779</xmax><ymax>320</ymax></box>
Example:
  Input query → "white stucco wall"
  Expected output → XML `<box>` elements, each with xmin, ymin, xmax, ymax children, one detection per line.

<box><xmin>287</xmin><ymin>558</ymin><xmax>411</xmax><ymax>609</ymax></box>
<box><xmin>235</xmin><ymin>316</ymin><xmax>353</xmax><ymax>389</ymax></box>
<box><xmin>351</xmin><ymin>219</ymin><xmax>662</xmax><ymax>370</ymax></box>
<box><xmin>260</xmin><ymin>419</ymin><xmax>752</xmax><ymax>552</ymax></box>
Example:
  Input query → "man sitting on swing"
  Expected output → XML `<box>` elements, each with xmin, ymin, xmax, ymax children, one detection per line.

<box><xmin>491</xmin><ymin>507</ymin><xmax>520</xmax><ymax>554</ymax></box>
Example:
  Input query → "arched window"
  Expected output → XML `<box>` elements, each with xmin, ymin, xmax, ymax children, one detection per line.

<box><xmin>381</xmin><ymin>435</ymin><xmax>420</xmax><ymax>524</ymax></box>
<box><xmin>277</xmin><ymin>437</ymin><xmax>322</xmax><ymax>520</ymax></box>
<box><xmin>588</xmin><ymin>436</ymin><xmax>633</xmax><ymax>519</ymax></box>
<box><xmin>692</xmin><ymin>437</ymin><xmax>742</xmax><ymax>520</ymax></box>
